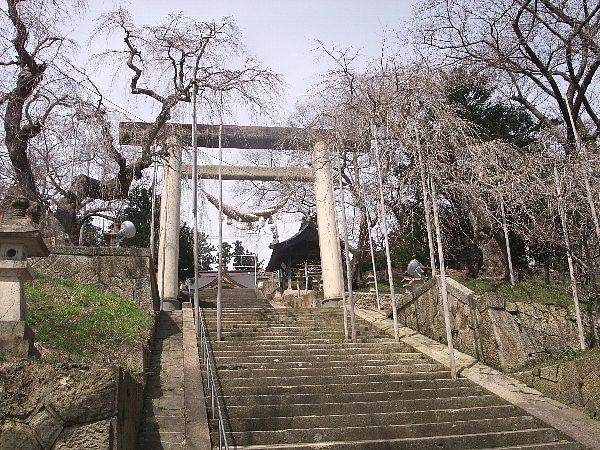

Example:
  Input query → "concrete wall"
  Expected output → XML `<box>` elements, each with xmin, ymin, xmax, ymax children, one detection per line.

<box><xmin>30</xmin><ymin>246</ymin><xmax>159</xmax><ymax>312</ymax></box>
<box><xmin>0</xmin><ymin>364</ymin><xmax>144</xmax><ymax>449</ymax></box>
<box><xmin>355</xmin><ymin>277</ymin><xmax>597</xmax><ymax>372</ymax></box>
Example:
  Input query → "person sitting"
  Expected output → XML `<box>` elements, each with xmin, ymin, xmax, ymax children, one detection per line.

<box><xmin>406</xmin><ymin>256</ymin><xmax>428</xmax><ymax>280</ymax></box>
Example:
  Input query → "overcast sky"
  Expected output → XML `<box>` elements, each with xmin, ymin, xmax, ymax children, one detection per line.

<box><xmin>76</xmin><ymin>0</ymin><xmax>418</xmax><ymax>265</ymax></box>
<box><xmin>79</xmin><ymin>0</ymin><xmax>417</xmax><ymax>122</ymax></box>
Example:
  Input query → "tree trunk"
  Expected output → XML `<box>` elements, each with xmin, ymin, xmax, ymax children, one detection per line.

<box><xmin>466</xmin><ymin>204</ymin><xmax>508</xmax><ymax>279</ymax></box>
<box><xmin>53</xmin><ymin>196</ymin><xmax>81</xmax><ymax>244</ymax></box>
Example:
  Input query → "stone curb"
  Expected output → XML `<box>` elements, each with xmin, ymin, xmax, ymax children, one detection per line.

<box><xmin>45</xmin><ymin>245</ymin><xmax>151</xmax><ymax>257</ymax></box>
<box><xmin>182</xmin><ymin>305</ymin><xmax>211</xmax><ymax>450</ymax></box>
<box><xmin>356</xmin><ymin>308</ymin><xmax>600</xmax><ymax>450</ymax></box>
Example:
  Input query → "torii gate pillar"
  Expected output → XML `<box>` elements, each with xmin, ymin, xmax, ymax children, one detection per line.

<box><xmin>119</xmin><ymin>122</ymin><xmax>345</xmax><ymax>307</ymax></box>
<box><xmin>312</xmin><ymin>140</ymin><xmax>344</xmax><ymax>303</ymax></box>
<box><xmin>157</xmin><ymin>135</ymin><xmax>182</xmax><ymax>311</ymax></box>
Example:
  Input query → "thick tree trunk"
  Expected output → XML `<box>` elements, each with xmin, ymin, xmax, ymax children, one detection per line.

<box><xmin>467</xmin><ymin>206</ymin><xmax>508</xmax><ymax>279</ymax></box>
<box><xmin>54</xmin><ymin>196</ymin><xmax>80</xmax><ymax>244</ymax></box>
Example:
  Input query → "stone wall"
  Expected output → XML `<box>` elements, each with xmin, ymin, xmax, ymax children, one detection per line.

<box><xmin>387</xmin><ymin>278</ymin><xmax>483</xmax><ymax>360</ymax></box>
<box><xmin>514</xmin><ymin>352</ymin><xmax>600</xmax><ymax>419</ymax></box>
<box><xmin>270</xmin><ymin>290</ymin><xmax>324</xmax><ymax>308</ymax></box>
<box><xmin>354</xmin><ymin>277</ymin><xmax>597</xmax><ymax>372</ymax></box>
<box><xmin>30</xmin><ymin>246</ymin><xmax>159</xmax><ymax>312</ymax></box>
<box><xmin>0</xmin><ymin>363</ymin><xmax>144</xmax><ymax>449</ymax></box>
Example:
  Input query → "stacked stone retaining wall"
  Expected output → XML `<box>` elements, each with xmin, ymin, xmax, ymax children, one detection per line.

<box><xmin>2</xmin><ymin>245</ymin><xmax>160</xmax><ymax>449</ymax></box>
<box><xmin>30</xmin><ymin>246</ymin><xmax>159</xmax><ymax>312</ymax></box>
<box><xmin>514</xmin><ymin>352</ymin><xmax>600</xmax><ymax>419</ymax></box>
<box><xmin>355</xmin><ymin>277</ymin><xmax>597</xmax><ymax>372</ymax></box>
<box><xmin>0</xmin><ymin>364</ymin><xmax>144</xmax><ymax>449</ymax></box>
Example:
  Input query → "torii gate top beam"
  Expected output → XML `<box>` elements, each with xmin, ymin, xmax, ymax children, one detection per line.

<box><xmin>181</xmin><ymin>164</ymin><xmax>314</xmax><ymax>182</ymax></box>
<box><xmin>119</xmin><ymin>122</ymin><xmax>320</xmax><ymax>150</ymax></box>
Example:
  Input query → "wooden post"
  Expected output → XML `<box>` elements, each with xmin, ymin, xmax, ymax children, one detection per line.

<box><xmin>417</xmin><ymin>146</ymin><xmax>437</xmax><ymax>276</ymax></box>
<box><xmin>554</xmin><ymin>165</ymin><xmax>586</xmax><ymax>351</ymax></box>
<box><xmin>339</xmin><ymin>166</ymin><xmax>357</xmax><ymax>342</ymax></box>
<box><xmin>429</xmin><ymin>176</ymin><xmax>458</xmax><ymax>380</ymax></box>
<box><xmin>372</xmin><ymin>124</ymin><xmax>399</xmax><ymax>341</ymax></box>
<box><xmin>499</xmin><ymin>196</ymin><xmax>516</xmax><ymax>286</ymax></box>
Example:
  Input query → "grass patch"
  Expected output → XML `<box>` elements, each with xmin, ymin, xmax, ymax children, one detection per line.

<box><xmin>357</xmin><ymin>279</ymin><xmax>406</xmax><ymax>294</ymax></box>
<box><xmin>358</xmin><ymin>282</ymin><xmax>390</xmax><ymax>294</ymax></box>
<box><xmin>462</xmin><ymin>279</ymin><xmax>578</xmax><ymax>307</ymax></box>
<box><xmin>26</xmin><ymin>275</ymin><xmax>154</xmax><ymax>364</ymax></box>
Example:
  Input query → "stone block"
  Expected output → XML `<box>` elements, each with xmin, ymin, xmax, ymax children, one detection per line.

<box><xmin>29</xmin><ymin>246</ymin><xmax>158</xmax><ymax>312</ymax></box>
<box><xmin>0</xmin><ymin>263</ymin><xmax>31</xmax><ymax>322</ymax></box>
<box><xmin>0</xmin><ymin>420</ymin><xmax>42</xmax><ymax>450</ymax></box>
<box><xmin>480</xmin><ymin>308</ymin><xmax>528</xmax><ymax>371</ymax></box>
<box><xmin>478</xmin><ymin>293</ymin><xmax>505</xmax><ymax>311</ymax></box>
<box><xmin>539</xmin><ymin>364</ymin><xmax>559</xmax><ymax>383</ymax></box>
<box><xmin>47</xmin><ymin>368</ymin><xmax>117</xmax><ymax>424</ymax></box>
<box><xmin>29</xmin><ymin>407</ymin><xmax>63</xmax><ymax>448</ymax></box>
<box><xmin>52</xmin><ymin>419</ymin><xmax>114</xmax><ymax>450</ymax></box>
<box><xmin>0</xmin><ymin>321</ymin><xmax>37</xmax><ymax>358</ymax></box>
<box><xmin>445</xmin><ymin>277</ymin><xmax>474</xmax><ymax>304</ymax></box>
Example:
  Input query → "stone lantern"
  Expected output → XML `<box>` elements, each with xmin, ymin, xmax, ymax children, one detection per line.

<box><xmin>0</xmin><ymin>197</ymin><xmax>49</xmax><ymax>358</ymax></box>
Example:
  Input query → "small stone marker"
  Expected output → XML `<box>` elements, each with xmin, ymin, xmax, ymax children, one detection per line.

<box><xmin>0</xmin><ymin>197</ymin><xmax>49</xmax><ymax>358</ymax></box>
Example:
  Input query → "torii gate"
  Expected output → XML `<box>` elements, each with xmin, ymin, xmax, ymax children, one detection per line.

<box><xmin>119</xmin><ymin>122</ymin><xmax>344</xmax><ymax>310</ymax></box>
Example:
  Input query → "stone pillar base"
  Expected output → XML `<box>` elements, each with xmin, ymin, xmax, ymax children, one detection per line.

<box><xmin>161</xmin><ymin>298</ymin><xmax>181</xmax><ymax>311</ymax></box>
<box><xmin>0</xmin><ymin>321</ymin><xmax>39</xmax><ymax>358</ymax></box>
<box><xmin>321</xmin><ymin>298</ymin><xmax>342</xmax><ymax>308</ymax></box>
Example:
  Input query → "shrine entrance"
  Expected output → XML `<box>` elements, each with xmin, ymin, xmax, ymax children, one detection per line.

<box><xmin>119</xmin><ymin>122</ymin><xmax>344</xmax><ymax>310</ymax></box>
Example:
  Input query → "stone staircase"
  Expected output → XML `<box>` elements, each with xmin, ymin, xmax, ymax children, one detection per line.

<box><xmin>200</xmin><ymin>288</ymin><xmax>581</xmax><ymax>449</ymax></box>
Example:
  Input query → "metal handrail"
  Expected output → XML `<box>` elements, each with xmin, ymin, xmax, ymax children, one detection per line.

<box><xmin>198</xmin><ymin>306</ymin><xmax>229</xmax><ymax>449</ymax></box>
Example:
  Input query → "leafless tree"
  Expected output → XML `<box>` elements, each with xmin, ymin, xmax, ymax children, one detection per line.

<box><xmin>414</xmin><ymin>0</ymin><xmax>600</xmax><ymax>154</ymax></box>
<box><xmin>1</xmin><ymin>1</ymin><xmax>279</xmax><ymax>242</ymax></box>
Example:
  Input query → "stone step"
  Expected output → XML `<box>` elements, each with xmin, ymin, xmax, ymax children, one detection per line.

<box><xmin>220</xmin><ymin>386</ymin><xmax>485</xmax><ymax>406</ymax></box>
<box><xmin>201</xmin><ymin>300</ymin><xmax>269</xmax><ymax>304</ymax></box>
<box><xmin>214</xmin><ymin>394</ymin><xmax>510</xmax><ymax>418</ymax></box>
<box><xmin>209</xmin><ymin>340</ymin><xmax>405</xmax><ymax>350</ymax></box>
<box><xmin>208</xmin><ymin>324</ymin><xmax>374</xmax><ymax>332</ymax></box>
<box><xmin>210</xmin><ymin>343</ymin><xmax>416</xmax><ymax>355</ymax></box>
<box><xmin>204</xmin><ymin>317</ymin><xmax>344</xmax><ymax>323</ymax></box>
<box><xmin>218</xmin><ymin>377</ymin><xmax>473</xmax><ymax>396</ymax></box>
<box><xmin>209</xmin><ymin>337</ymin><xmax>388</xmax><ymax>345</ymax></box>
<box><xmin>205</xmin><ymin>321</ymin><xmax>370</xmax><ymax>327</ymax></box>
<box><xmin>217</xmin><ymin>416</ymin><xmax>539</xmax><ymax>446</ymax></box>
<box><xmin>209</xmin><ymin>330</ymin><xmax>381</xmax><ymax>338</ymax></box>
<box><xmin>206</xmin><ymin>330</ymin><xmax>389</xmax><ymax>337</ymax></box>
<box><xmin>481</xmin><ymin>444</ymin><xmax>583</xmax><ymax>449</ymax></box>
<box><xmin>209</xmin><ymin>336</ymin><xmax>390</xmax><ymax>343</ymax></box>
<box><xmin>200</xmin><ymin>303</ymin><xmax>579</xmax><ymax>449</ymax></box>
<box><xmin>202</xmin><ymin>310</ymin><xmax>343</xmax><ymax>316</ymax></box>
<box><xmin>214</xmin><ymin>356</ymin><xmax>428</xmax><ymax>371</ymax></box>
<box><xmin>211</xmin><ymin>404</ymin><xmax>525</xmax><ymax>431</ymax></box>
<box><xmin>213</xmin><ymin>352</ymin><xmax>425</xmax><ymax>365</ymax></box>
<box><xmin>231</xmin><ymin>429</ymin><xmax>569</xmax><ymax>449</ymax></box>
<box><xmin>203</xmin><ymin>314</ymin><xmax>343</xmax><ymax>319</ymax></box>
<box><xmin>209</xmin><ymin>362</ymin><xmax>445</xmax><ymax>378</ymax></box>
<box><xmin>214</xmin><ymin>370</ymin><xmax>454</xmax><ymax>387</ymax></box>
<box><xmin>207</xmin><ymin>311</ymin><xmax>341</xmax><ymax>314</ymax></box>
<box><xmin>208</xmin><ymin>326</ymin><xmax>351</xmax><ymax>331</ymax></box>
